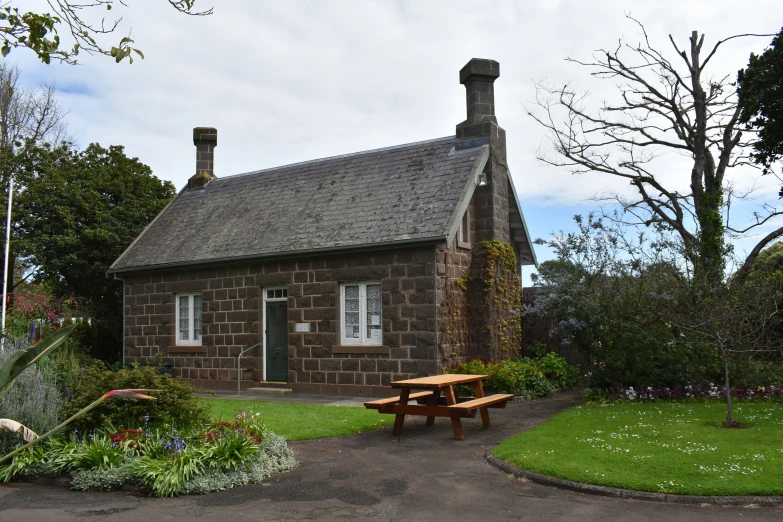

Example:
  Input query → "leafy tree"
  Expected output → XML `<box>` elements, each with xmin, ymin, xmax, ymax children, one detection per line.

<box><xmin>529</xmin><ymin>16</ymin><xmax>779</xmax><ymax>286</ymax></box>
<box><xmin>748</xmin><ymin>241</ymin><xmax>783</xmax><ymax>276</ymax></box>
<box><xmin>738</xmin><ymin>27</ymin><xmax>783</xmax><ymax>193</ymax></box>
<box><xmin>11</xmin><ymin>142</ymin><xmax>175</xmax><ymax>360</ymax></box>
<box><xmin>0</xmin><ymin>1</ymin><xmax>212</xmax><ymax>65</ymax></box>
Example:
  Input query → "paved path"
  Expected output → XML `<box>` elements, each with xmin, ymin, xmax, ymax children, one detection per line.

<box><xmin>1</xmin><ymin>390</ymin><xmax>781</xmax><ymax>521</ymax></box>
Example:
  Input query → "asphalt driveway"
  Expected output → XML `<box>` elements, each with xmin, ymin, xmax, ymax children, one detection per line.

<box><xmin>1</xmin><ymin>390</ymin><xmax>780</xmax><ymax>521</ymax></box>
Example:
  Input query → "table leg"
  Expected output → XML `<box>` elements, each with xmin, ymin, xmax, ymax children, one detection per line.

<box><xmin>425</xmin><ymin>389</ymin><xmax>441</xmax><ymax>426</ymax></box>
<box><xmin>472</xmin><ymin>380</ymin><xmax>491</xmax><ymax>429</ymax></box>
<box><xmin>444</xmin><ymin>385</ymin><xmax>464</xmax><ymax>440</ymax></box>
<box><xmin>392</xmin><ymin>388</ymin><xmax>410</xmax><ymax>436</ymax></box>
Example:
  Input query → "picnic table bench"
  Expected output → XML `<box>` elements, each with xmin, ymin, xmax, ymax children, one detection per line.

<box><xmin>364</xmin><ymin>374</ymin><xmax>513</xmax><ymax>440</ymax></box>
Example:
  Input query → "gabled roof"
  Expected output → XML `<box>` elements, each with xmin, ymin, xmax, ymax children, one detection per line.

<box><xmin>110</xmin><ymin>136</ymin><xmax>507</xmax><ymax>273</ymax></box>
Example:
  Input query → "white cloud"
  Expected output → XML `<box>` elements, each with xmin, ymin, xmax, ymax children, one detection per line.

<box><xmin>13</xmin><ymin>0</ymin><xmax>783</xmax><ymax>246</ymax></box>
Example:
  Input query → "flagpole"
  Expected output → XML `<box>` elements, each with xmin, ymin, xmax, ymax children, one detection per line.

<box><xmin>1</xmin><ymin>173</ymin><xmax>13</xmax><ymax>351</ymax></box>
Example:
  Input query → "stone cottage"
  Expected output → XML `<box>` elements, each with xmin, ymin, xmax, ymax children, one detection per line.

<box><xmin>108</xmin><ymin>58</ymin><xmax>536</xmax><ymax>396</ymax></box>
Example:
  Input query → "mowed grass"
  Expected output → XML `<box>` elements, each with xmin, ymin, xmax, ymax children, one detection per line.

<box><xmin>493</xmin><ymin>402</ymin><xmax>783</xmax><ymax>496</ymax></box>
<box><xmin>202</xmin><ymin>398</ymin><xmax>393</xmax><ymax>441</ymax></box>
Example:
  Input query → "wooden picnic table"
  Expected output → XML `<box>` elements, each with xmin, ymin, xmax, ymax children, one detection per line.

<box><xmin>364</xmin><ymin>374</ymin><xmax>514</xmax><ymax>440</ymax></box>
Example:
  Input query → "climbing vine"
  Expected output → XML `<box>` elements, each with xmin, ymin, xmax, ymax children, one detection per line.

<box><xmin>439</xmin><ymin>271</ymin><xmax>470</xmax><ymax>366</ymax></box>
<box><xmin>438</xmin><ymin>240</ymin><xmax>522</xmax><ymax>365</ymax></box>
<box><xmin>480</xmin><ymin>240</ymin><xmax>522</xmax><ymax>361</ymax></box>
<box><xmin>695</xmin><ymin>188</ymin><xmax>727</xmax><ymax>283</ymax></box>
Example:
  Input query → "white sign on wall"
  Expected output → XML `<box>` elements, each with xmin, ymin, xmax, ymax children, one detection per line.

<box><xmin>295</xmin><ymin>323</ymin><xmax>311</xmax><ymax>333</ymax></box>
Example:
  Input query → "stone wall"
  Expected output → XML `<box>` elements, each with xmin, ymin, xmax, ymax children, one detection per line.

<box><xmin>123</xmin><ymin>245</ymin><xmax>440</xmax><ymax>396</ymax></box>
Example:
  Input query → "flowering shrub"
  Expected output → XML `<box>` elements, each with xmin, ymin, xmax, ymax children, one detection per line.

<box><xmin>446</xmin><ymin>354</ymin><xmax>580</xmax><ymax>396</ymax></box>
<box><xmin>599</xmin><ymin>382</ymin><xmax>783</xmax><ymax>403</ymax></box>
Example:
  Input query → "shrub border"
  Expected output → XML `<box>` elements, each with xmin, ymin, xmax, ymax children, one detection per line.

<box><xmin>484</xmin><ymin>450</ymin><xmax>783</xmax><ymax>506</ymax></box>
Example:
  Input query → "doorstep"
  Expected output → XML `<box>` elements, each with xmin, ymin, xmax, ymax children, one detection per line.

<box><xmin>247</xmin><ymin>386</ymin><xmax>293</xmax><ymax>394</ymax></box>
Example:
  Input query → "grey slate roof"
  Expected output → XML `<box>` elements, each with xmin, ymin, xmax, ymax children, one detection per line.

<box><xmin>110</xmin><ymin>136</ymin><xmax>494</xmax><ymax>272</ymax></box>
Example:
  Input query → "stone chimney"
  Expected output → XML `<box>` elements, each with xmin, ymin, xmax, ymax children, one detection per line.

<box><xmin>455</xmin><ymin>58</ymin><xmax>509</xmax><ymax>243</ymax></box>
<box><xmin>188</xmin><ymin>127</ymin><xmax>217</xmax><ymax>189</ymax></box>
<box><xmin>455</xmin><ymin>59</ymin><xmax>504</xmax><ymax>152</ymax></box>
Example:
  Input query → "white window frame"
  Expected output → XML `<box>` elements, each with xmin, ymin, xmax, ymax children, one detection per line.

<box><xmin>340</xmin><ymin>282</ymin><xmax>382</xmax><ymax>346</ymax></box>
<box><xmin>265</xmin><ymin>287</ymin><xmax>288</xmax><ymax>301</ymax></box>
<box><xmin>176</xmin><ymin>293</ymin><xmax>202</xmax><ymax>346</ymax></box>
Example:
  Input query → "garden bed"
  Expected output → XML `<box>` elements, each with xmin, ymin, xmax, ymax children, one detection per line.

<box><xmin>1</xmin><ymin>411</ymin><xmax>297</xmax><ymax>497</ymax></box>
<box><xmin>492</xmin><ymin>402</ymin><xmax>783</xmax><ymax>496</ymax></box>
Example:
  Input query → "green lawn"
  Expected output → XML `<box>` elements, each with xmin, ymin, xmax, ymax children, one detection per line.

<box><xmin>201</xmin><ymin>398</ymin><xmax>393</xmax><ymax>441</ymax></box>
<box><xmin>493</xmin><ymin>402</ymin><xmax>783</xmax><ymax>496</ymax></box>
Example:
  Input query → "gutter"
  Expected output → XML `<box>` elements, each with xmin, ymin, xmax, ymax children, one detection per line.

<box><xmin>107</xmin><ymin>235</ymin><xmax>449</xmax><ymax>276</ymax></box>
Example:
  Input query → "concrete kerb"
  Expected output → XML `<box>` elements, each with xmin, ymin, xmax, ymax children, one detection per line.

<box><xmin>484</xmin><ymin>450</ymin><xmax>783</xmax><ymax>506</ymax></box>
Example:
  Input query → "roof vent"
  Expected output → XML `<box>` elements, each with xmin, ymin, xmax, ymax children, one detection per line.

<box><xmin>188</xmin><ymin>127</ymin><xmax>217</xmax><ymax>189</ymax></box>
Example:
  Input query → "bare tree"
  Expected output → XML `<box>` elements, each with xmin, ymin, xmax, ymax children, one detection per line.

<box><xmin>0</xmin><ymin>62</ymin><xmax>68</xmax><ymax>150</ymax></box>
<box><xmin>0</xmin><ymin>61</ymin><xmax>69</xmax><ymax>294</ymax></box>
<box><xmin>529</xmin><ymin>16</ymin><xmax>778</xmax><ymax>285</ymax></box>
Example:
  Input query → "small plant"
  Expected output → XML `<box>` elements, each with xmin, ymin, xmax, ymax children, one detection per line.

<box><xmin>73</xmin><ymin>436</ymin><xmax>125</xmax><ymax>469</ymax></box>
<box><xmin>106</xmin><ymin>428</ymin><xmax>145</xmax><ymax>449</ymax></box>
<box><xmin>133</xmin><ymin>446</ymin><xmax>208</xmax><ymax>497</ymax></box>
<box><xmin>712</xmin><ymin>418</ymin><xmax>748</xmax><ymax>429</ymax></box>
<box><xmin>536</xmin><ymin>352</ymin><xmax>581</xmax><ymax>388</ymax></box>
<box><xmin>206</xmin><ymin>433</ymin><xmax>258</xmax><ymax>472</ymax></box>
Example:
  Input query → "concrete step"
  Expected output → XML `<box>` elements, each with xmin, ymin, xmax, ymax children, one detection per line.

<box><xmin>252</xmin><ymin>381</ymin><xmax>289</xmax><ymax>388</ymax></box>
<box><xmin>247</xmin><ymin>386</ymin><xmax>293</xmax><ymax>394</ymax></box>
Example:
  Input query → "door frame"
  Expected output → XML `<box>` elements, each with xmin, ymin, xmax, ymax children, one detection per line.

<box><xmin>262</xmin><ymin>286</ymin><xmax>288</xmax><ymax>382</ymax></box>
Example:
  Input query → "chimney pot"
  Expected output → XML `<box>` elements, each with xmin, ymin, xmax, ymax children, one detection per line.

<box><xmin>189</xmin><ymin>127</ymin><xmax>217</xmax><ymax>189</ymax></box>
<box><xmin>459</xmin><ymin>58</ymin><xmax>499</xmax><ymax>124</ymax></box>
<box><xmin>456</xmin><ymin>59</ymin><xmax>502</xmax><ymax>150</ymax></box>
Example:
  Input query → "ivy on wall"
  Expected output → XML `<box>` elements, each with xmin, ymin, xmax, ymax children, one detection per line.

<box><xmin>439</xmin><ymin>271</ymin><xmax>470</xmax><ymax>366</ymax></box>
<box><xmin>481</xmin><ymin>240</ymin><xmax>523</xmax><ymax>361</ymax></box>
<box><xmin>439</xmin><ymin>240</ymin><xmax>522</xmax><ymax>365</ymax></box>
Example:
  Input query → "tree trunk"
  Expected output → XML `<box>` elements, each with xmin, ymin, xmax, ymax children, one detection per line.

<box><xmin>695</xmin><ymin>188</ymin><xmax>725</xmax><ymax>286</ymax></box>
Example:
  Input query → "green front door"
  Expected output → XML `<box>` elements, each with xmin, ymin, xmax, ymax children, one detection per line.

<box><xmin>265</xmin><ymin>301</ymin><xmax>288</xmax><ymax>382</ymax></box>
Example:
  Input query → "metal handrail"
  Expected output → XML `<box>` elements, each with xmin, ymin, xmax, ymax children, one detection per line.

<box><xmin>237</xmin><ymin>343</ymin><xmax>260</xmax><ymax>396</ymax></box>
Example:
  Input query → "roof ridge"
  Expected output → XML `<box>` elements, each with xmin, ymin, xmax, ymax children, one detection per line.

<box><xmin>216</xmin><ymin>135</ymin><xmax>456</xmax><ymax>181</ymax></box>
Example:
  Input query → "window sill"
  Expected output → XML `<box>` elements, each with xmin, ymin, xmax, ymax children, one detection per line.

<box><xmin>332</xmin><ymin>345</ymin><xmax>388</xmax><ymax>355</ymax></box>
<box><xmin>168</xmin><ymin>346</ymin><xmax>208</xmax><ymax>354</ymax></box>
<box><xmin>456</xmin><ymin>239</ymin><xmax>472</xmax><ymax>250</ymax></box>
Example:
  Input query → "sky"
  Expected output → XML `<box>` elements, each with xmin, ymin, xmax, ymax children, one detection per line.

<box><xmin>14</xmin><ymin>0</ymin><xmax>783</xmax><ymax>284</ymax></box>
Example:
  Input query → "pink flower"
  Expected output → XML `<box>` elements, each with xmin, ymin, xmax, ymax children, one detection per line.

<box><xmin>103</xmin><ymin>389</ymin><xmax>158</xmax><ymax>400</ymax></box>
